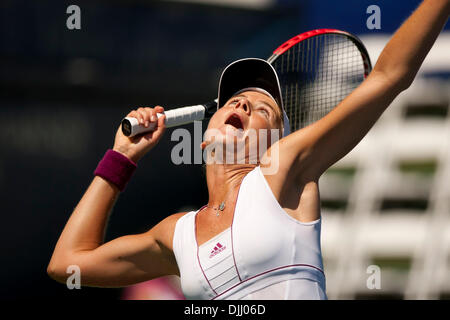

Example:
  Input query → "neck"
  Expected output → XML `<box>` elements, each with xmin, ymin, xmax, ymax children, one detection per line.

<box><xmin>205</xmin><ymin>163</ymin><xmax>255</xmax><ymax>207</ymax></box>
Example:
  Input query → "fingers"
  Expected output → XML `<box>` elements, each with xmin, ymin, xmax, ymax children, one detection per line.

<box><xmin>150</xmin><ymin>108</ymin><xmax>166</xmax><ymax>141</ymax></box>
<box><xmin>156</xmin><ymin>107</ymin><xmax>166</xmax><ymax>128</ymax></box>
<box><xmin>154</xmin><ymin>106</ymin><xmax>164</xmax><ymax>114</ymax></box>
<box><xmin>137</xmin><ymin>107</ymin><xmax>154</xmax><ymax>128</ymax></box>
<box><xmin>127</xmin><ymin>106</ymin><xmax>164</xmax><ymax>128</ymax></box>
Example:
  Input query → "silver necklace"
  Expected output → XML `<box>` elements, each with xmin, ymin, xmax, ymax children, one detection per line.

<box><xmin>206</xmin><ymin>201</ymin><xmax>226</xmax><ymax>217</ymax></box>
<box><xmin>206</xmin><ymin>184</ymin><xmax>239</xmax><ymax>217</ymax></box>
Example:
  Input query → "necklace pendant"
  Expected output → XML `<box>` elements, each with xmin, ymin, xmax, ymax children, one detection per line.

<box><xmin>219</xmin><ymin>201</ymin><xmax>225</xmax><ymax>211</ymax></box>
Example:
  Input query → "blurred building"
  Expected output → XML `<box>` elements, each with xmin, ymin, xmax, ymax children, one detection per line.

<box><xmin>320</xmin><ymin>34</ymin><xmax>450</xmax><ymax>299</ymax></box>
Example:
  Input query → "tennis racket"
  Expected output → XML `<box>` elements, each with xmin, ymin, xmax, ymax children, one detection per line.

<box><xmin>121</xmin><ymin>28</ymin><xmax>371</xmax><ymax>137</ymax></box>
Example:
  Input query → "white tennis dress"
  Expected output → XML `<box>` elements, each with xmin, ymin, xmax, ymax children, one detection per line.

<box><xmin>172</xmin><ymin>166</ymin><xmax>327</xmax><ymax>300</ymax></box>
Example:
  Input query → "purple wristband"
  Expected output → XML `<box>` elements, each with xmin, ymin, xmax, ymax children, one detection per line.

<box><xmin>94</xmin><ymin>149</ymin><xmax>137</xmax><ymax>192</ymax></box>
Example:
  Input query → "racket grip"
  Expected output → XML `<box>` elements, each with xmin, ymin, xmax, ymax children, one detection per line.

<box><xmin>121</xmin><ymin>105</ymin><xmax>206</xmax><ymax>137</ymax></box>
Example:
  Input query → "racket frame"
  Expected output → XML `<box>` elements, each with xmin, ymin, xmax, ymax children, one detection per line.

<box><xmin>268</xmin><ymin>28</ymin><xmax>372</xmax><ymax>78</ymax></box>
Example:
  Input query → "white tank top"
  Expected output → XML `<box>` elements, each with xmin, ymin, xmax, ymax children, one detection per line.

<box><xmin>172</xmin><ymin>166</ymin><xmax>327</xmax><ymax>300</ymax></box>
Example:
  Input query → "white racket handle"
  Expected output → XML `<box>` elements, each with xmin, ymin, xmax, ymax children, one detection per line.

<box><xmin>121</xmin><ymin>104</ymin><xmax>207</xmax><ymax>137</ymax></box>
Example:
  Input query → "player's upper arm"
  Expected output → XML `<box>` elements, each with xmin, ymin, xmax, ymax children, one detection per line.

<box><xmin>265</xmin><ymin>71</ymin><xmax>402</xmax><ymax>183</ymax></box>
<box><xmin>47</xmin><ymin>212</ymin><xmax>187</xmax><ymax>288</ymax></box>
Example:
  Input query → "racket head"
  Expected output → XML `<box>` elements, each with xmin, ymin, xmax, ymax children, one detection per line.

<box><xmin>268</xmin><ymin>28</ymin><xmax>372</xmax><ymax>132</ymax></box>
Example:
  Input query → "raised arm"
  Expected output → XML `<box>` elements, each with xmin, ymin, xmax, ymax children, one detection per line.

<box><xmin>284</xmin><ymin>0</ymin><xmax>449</xmax><ymax>181</ymax></box>
<box><xmin>47</xmin><ymin>106</ymin><xmax>182</xmax><ymax>287</ymax></box>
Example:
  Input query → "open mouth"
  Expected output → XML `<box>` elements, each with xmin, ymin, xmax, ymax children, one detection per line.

<box><xmin>225</xmin><ymin>113</ymin><xmax>244</xmax><ymax>130</ymax></box>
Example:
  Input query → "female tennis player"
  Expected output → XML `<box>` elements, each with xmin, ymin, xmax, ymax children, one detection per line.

<box><xmin>48</xmin><ymin>0</ymin><xmax>449</xmax><ymax>300</ymax></box>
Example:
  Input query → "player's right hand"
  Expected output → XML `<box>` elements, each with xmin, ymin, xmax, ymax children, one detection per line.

<box><xmin>112</xmin><ymin>106</ymin><xmax>166</xmax><ymax>163</ymax></box>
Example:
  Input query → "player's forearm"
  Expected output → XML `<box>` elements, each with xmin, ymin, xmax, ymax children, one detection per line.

<box><xmin>373</xmin><ymin>0</ymin><xmax>449</xmax><ymax>90</ymax></box>
<box><xmin>49</xmin><ymin>177</ymin><xmax>119</xmax><ymax>263</ymax></box>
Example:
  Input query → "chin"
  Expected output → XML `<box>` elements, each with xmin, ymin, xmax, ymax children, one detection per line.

<box><xmin>202</xmin><ymin>128</ymin><xmax>247</xmax><ymax>164</ymax></box>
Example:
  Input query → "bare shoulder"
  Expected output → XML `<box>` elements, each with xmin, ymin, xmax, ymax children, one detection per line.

<box><xmin>150</xmin><ymin>212</ymin><xmax>189</xmax><ymax>252</ymax></box>
<box><xmin>260</xmin><ymin>138</ymin><xmax>321</xmax><ymax>223</ymax></box>
<box><xmin>260</xmin><ymin>136</ymin><xmax>311</xmax><ymax>193</ymax></box>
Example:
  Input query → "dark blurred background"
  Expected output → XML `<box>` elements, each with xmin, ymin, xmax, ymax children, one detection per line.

<box><xmin>1</xmin><ymin>0</ymin><xmax>448</xmax><ymax>299</ymax></box>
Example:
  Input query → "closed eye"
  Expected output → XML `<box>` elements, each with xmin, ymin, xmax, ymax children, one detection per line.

<box><xmin>257</xmin><ymin>106</ymin><xmax>270</xmax><ymax>118</ymax></box>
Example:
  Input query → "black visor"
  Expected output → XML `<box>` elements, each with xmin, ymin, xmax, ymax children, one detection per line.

<box><xmin>217</xmin><ymin>58</ymin><xmax>284</xmax><ymax>110</ymax></box>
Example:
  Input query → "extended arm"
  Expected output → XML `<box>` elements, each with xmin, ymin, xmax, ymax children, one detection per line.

<box><xmin>283</xmin><ymin>0</ymin><xmax>449</xmax><ymax>181</ymax></box>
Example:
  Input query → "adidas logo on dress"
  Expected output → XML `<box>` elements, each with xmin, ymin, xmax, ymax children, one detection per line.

<box><xmin>209</xmin><ymin>242</ymin><xmax>226</xmax><ymax>258</ymax></box>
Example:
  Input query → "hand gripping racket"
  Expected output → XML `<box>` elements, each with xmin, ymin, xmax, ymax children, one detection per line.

<box><xmin>121</xmin><ymin>29</ymin><xmax>371</xmax><ymax>137</ymax></box>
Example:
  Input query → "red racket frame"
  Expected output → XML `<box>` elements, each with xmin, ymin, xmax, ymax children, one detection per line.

<box><xmin>268</xmin><ymin>28</ymin><xmax>372</xmax><ymax>78</ymax></box>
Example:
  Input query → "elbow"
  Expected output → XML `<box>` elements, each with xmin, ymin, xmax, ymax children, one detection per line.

<box><xmin>47</xmin><ymin>262</ymin><xmax>68</xmax><ymax>284</ymax></box>
<box><xmin>48</xmin><ymin>252</ymin><xmax>92</xmax><ymax>286</ymax></box>
<box><xmin>47</xmin><ymin>253</ymin><xmax>78</xmax><ymax>284</ymax></box>
<box><xmin>394</xmin><ymin>72</ymin><xmax>415</xmax><ymax>92</ymax></box>
<box><xmin>372</xmin><ymin>68</ymin><xmax>416</xmax><ymax>94</ymax></box>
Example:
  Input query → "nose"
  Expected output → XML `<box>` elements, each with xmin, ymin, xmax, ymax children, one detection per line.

<box><xmin>235</xmin><ymin>98</ymin><xmax>250</xmax><ymax>115</ymax></box>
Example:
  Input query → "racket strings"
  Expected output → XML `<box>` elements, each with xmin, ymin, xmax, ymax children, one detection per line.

<box><xmin>273</xmin><ymin>33</ymin><xmax>366</xmax><ymax>132</ymax></box>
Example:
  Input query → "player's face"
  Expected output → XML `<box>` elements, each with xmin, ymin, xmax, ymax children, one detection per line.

<box><xmin>208</xmin><ymin>90</ymin><xmax>282</xmax><ymax>138</ymax></box>
<box><xmin>201</xmin><ymin>90</ymin><xmax>283</xmax><ymax>164</ymax></box>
